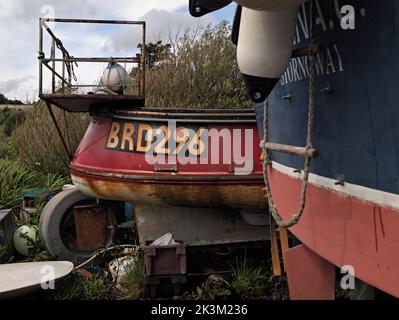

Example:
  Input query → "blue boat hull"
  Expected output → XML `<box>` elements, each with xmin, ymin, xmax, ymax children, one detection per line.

<box><xmin>255</xmin><ymin>0</ymin><xmax>399</xmax><ymax>297</ymax></box>
<box><xmin>257</xmin><ymin>0</ymin><xmax>399</xmax><ymax>195</ymax></box>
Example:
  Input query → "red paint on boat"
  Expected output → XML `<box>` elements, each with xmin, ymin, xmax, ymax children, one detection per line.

<box><xmin>284</xmin><ymin>244</ymin><xmax>336</xmax><ymax>300</ymax></box>
<box><xmin>268</xmin><ymin>166</ymin><xmax>399</xmax><ymax>297</ymax></box>
<box><xmin>70</xmin><ymin>114</ymin><xmax>266</xmax><ymax>209</ymax></box>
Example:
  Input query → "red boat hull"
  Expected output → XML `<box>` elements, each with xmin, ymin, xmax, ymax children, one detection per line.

<box><xmin>269</xmin><ymin>162</ymin><xmax>399</xmax><ymax>298</ymax></box>
<box><xmin>70</xmin><ymin>110</ymin><xmax>266</xmax><ymax>210</ymax></box>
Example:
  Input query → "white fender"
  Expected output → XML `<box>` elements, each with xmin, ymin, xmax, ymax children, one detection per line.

<box><xmin>235</xmin><ymin>0</ymin><xmax>305</xmax><ymax>101</ymax></box>
<box><xmin>237</xmin><ymin>7</ymin><xmax>299</xmax><ymax>79</ymax></box>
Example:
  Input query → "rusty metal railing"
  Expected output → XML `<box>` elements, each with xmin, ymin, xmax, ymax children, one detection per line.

<box><xmin>38</xmin><ymin>18</ymin><xmax>146</xmax><ymax>96</ymax></box>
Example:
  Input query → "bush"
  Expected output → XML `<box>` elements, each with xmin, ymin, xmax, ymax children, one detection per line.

<box><xmin>0</xmin><ymin>159</ymin><xmax>69</xmax><ymax>211</ymax></box>
<box><xmin>0</xmin><ymin>159</ymin><xmax>41</xmax><ymax>209</ymax></box>
<box><xmin>0</xmin><ymin>107</ymin><xmax>26</xmax><ymax>137</ymax></box>
<box><xmin>13</xmin><ymin>101</ymin><xmax>90</xmax><ymax>175</ymax></box>
<box><xmin>130</xmin><ymin>21</ymin><xmax>251</xmax><ymax>109</ymax></box>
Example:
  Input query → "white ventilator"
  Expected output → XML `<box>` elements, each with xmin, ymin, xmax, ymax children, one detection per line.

<box><xmin>235</xmin><ymin>0</ymin><xmax>305</xmax><ymax>102</ymax></box>
<box><xmin>101</xmin><ymin>62</ymin><xmax>129</xmax><ymax>94</ymax></box>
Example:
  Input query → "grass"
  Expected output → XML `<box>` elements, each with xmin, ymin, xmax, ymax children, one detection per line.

<box><xmin>52</xmin><ymin>271</ymin><xmax>113</xmax><ymax>300</ymax></box>
<box><xmin>0</xmin><ymin>246</ymin><xmax>8</xmax><ymax>264</ymax></box>
<box><xmin>12</xmin><ymin>100</ymin><xmax>89</xmax><ymax>175</ymax></box>
<box><xmin>0</xmin><ymin>159</ymin><xmax>41</xmax><ymax>210</ymax></box>
<box><xmin>231</xmin><ymin>257</ymin><xmax>269</xmax><ymax>300</ymax></box>
<box><xmin>193</xmin><ymin>275</ymin><xmax>232</xmax><ymax>300</ymax></box>
<box><xmin>0</xmin><ymin>159</ymin><xmax>69</xmax><ymax>208</ymax></box>
<box><xmin>120</xmin><ymin>257</ymin><xmax>145</xmax><ymax>300</ymax></box>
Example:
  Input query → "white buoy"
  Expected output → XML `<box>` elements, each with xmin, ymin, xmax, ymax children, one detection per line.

<box><xmin>13</xmin><ymin>225</ymin><xmax>39</xmax><ymax>257</ymax></box>
<box><xmin>101</xmin><ymin>61</ymin><xmax>129</xmax><ymax>94</ymax></box>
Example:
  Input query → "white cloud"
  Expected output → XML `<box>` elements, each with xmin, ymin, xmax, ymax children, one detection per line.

<box><xmin>102</xmin><ymin>9</ymin><xmax>214</xmax><ymax>53</ymax></box>
<box><xmin>0</xmin><ymin>0</ymin><xmax>222</xmax><ymax>101</ymax></box>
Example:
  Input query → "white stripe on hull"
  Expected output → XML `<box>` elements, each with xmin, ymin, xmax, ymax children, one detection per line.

<box><xmin>271</xmin><ymin>161</ymin><xmax>399</xmax><ymax>210</ymax></box>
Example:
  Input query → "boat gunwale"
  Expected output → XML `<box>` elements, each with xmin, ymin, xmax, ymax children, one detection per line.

<box><xmin>92</xmin><ymin>107</ymin><xmax>257</xmax><ymax>123</ymax></box>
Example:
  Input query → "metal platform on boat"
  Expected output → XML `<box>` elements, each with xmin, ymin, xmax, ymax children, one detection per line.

<box><xmin>38</xmin><ymin>18</ymin><xmax>146</xmax><ymax>112</ymax></box>
<box><xmin>40</xmin><ymin>93</ymin><xmax>145</xmax><ymax>113</ymax></box>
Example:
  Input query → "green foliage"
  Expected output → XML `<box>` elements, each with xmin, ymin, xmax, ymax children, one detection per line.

<box><xmin>0</xmin><ymin>127</ymin><xmax>18</xmax><ymax>160</ymax></box>
<box><xmin>193</xmin><ymin>276</ymin><xmax>232</xmax><ymax>300</ymax></box>
<box><xmin>53</xmin><ymin>271</ymin><xmax>113</xmax><ymax>300</ymax></box>
<box><xmin>137</xmin><ymin>41</ymin><xmax>172</xmax><ymax>69</ymax></box>
<box><xmin>0</xmin><ymin>107</ymin><xmax>26</xmax><ymax>136</ymax></box>
<box><xmin>0</xmin><ymin>93</ymin><xmax>23</xmax><ymax>105</ymax></box>
<box><xmin>231</xmin><ymin>257</ymin><xmax>269</xmax><ymax>300</ymax></box>
<box><xmin>0</xmin><ymin>246</ymin><xmax>8</xmax><ymax>264</ymax></box>
<box><xmin>0</xmin><ymin>159</ymin><xmax>42</xmax><ymax>209</ymax></box>
<box><xmin>0</xmin><ymin>159</ymin><xmax>69</xmax><ymax>226</ymax></box>
<box><xmin>13</xmin><ymin>100</ymin><xmax>89</xmax><ymax>175</ymax></box>
<box><xmin>120</xmin><ymin>258</ymin><xmax>145</xmax><ymax>299</ymax></box>
<box><xmin>129</xmin><ymin>21</ymin><xmax>251</xmax><ymax>109</ymax></box>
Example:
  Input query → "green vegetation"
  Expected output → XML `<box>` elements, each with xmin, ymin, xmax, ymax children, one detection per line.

<box><xmin>13</xmin><ymin>101</ymin><xmax>89</xmax><ymax>175</ymax></box>
<box><xmin>0</xmin><ymin>107</ymin><xmax>25</xmax><ymax>159</ymax></box>
<box><xmin>0</xmin><ymin>159</ymin><xmax>41</xmax><ymax>210</ymax></box>
<box><xmin>0</xmin><ymin>246</ymin><xmax>8</xmax><ymax>264</ymax></box>
<box><xmin>0</xmin><ymin>93</ymin><xmax>23</xmax><ymax>105</ymax></box>
<box><xmin>120</xmin><ymin>258</ymin><xmax>145</xmax><ymax>300</ymax></box>
<box><xmin>53</xmin><ymin>271</ymin><xmax>113</xmax><ymax>300</ymax></box>
<box><xmin>193</xmin><ymin>275</ymin><xmax>232</xmax><ymax>300</ymax></box>
<box><xmin>0</xmin><ymin>159</ymin><xmax>69</xmax><ymax>216</ymax></box>
<box><xmin>231</xmin><ymin>257</ymin><xmax>269</xmax><ymax>300</ymax></box>
<box><xmin>130</xmin><ymin>22</ymin><xmax>251</xmax><ymax>109</ymax></box>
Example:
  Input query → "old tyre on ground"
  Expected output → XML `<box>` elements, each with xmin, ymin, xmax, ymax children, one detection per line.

<box><xmin>39</xmin><ymin>187</ymin><xmax>117</xmax><ymax>264</ymax></box>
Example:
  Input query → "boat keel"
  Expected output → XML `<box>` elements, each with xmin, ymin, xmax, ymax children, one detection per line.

<box><xmin>284</xmin><ymin>244</ymin><xmax>336</xmax><ymax>300</ymax></box>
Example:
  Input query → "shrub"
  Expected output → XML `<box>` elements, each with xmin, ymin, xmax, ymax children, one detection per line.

<box><xmin>129</xmin><ymin>21</ymin><xmax>251</xmax><ymax>109</ymax></box>
<box><xmin>0</xmin><ymin>159</ymin><xmax>41</xmax><ymax>209</ymax></box>
<box><xmin>13</xmin><ymin>101</ymin><xmax>90</xmax><ymax>175</ymax></box>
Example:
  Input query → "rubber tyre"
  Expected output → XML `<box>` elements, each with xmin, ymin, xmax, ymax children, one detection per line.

<box><xmin>39</xmin><ymin>187</ymin><xmax>116</xmax><ymax>264</ymax></box>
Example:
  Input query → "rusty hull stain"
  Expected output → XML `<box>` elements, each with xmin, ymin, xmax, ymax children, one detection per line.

<box><xmin>72</xmin><ymin>173</ymin><xmax>267</xmax><ymax>210</ymax></box>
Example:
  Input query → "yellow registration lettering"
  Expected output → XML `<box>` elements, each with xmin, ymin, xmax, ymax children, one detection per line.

<box><xmin>106</xmin><ymin>122</ymin><xmax>120</xmax><ymax>149</ymax></box>
<box><xmin>154</xmin><ymin>126</ymin><xmax>171</xmax><ymax>154</ymax></box>
<box><xmin>174</xmin><ymin>127</ymin><xmax>190</xmax><ymax>155</ymax></box>
<box><xmin>188</xmin><ymin>128</ymin><xmax>206</xmax><ymax>156</ymax></box>
<box><xmin>121</xmin><ymin>123</ymin><xmax>135</xmax><ymax>151</ymax></box>
<box><xmin>136</xmin><ymin>124</ymin><xmax>153</xmax><ymax>153</ymax></box>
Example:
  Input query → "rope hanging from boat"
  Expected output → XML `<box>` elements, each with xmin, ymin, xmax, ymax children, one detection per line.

<box><xmin>53</xmin><ymin>36</ymin><xmax>78</xmax><ymax>83</ymax></box>
<box><xmin>261</xmin><ymin>1</ymin><xmax>316</xmax><ymax>228</ymax></box>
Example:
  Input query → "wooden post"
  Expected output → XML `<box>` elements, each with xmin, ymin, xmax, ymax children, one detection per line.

<box><xmin>279</xmin><ymin>227</ymin><xmax>290</xmax><ymax>271</ymax></box>
<box><xmin>270</xmin><ymin>215</ymin><xmax>282</xmax><ymax>277</ymax></box>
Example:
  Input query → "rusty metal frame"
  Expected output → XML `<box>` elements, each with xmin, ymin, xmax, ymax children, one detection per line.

<box><xmin>39</xmin><ymin>18</ymin><xmax>146</xmax><ymax>161</ymax></box>
<box><xmin>38</xmin><ymin>18</ymin><xmax>146</xmax><ymax>96</ymax></box>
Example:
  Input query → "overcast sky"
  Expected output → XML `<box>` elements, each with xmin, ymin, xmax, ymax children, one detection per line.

<box><xmin>0</xmin><ymin>0</ymin><xmax>234</xmax><ymax>102</ymax></box>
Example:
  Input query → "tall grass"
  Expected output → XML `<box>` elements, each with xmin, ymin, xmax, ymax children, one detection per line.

<box><xmin>129</xmin><ymin>21</ymin><xmax>251</xmax><ymax>109</ymax></box>
<box><xmin>13</xmin><ymin>101</ymin><xmax>89</xmax><ymax>175</ymax></box>
<box><xmin>0</xmin><ymin>159</ymin><xmax>41</xmax><ymax>209</ymax></box>
<box><xmin>0</xmin><ymin>159</ymin><xmax>69</xmax><ymax>211</ymax></box>
<box><xmin>231</xmin><ymin>257</ymin><xmax>269</xmax><ymax>300</ymax></box>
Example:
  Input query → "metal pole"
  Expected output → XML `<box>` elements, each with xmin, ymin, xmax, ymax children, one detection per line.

<box><xmin>142</xmin><ymin>22</ymin><xmax>146</xmax><ymax>97</ymax></box>
<box><xmin>51</xmin><ymin>38</ymin><xmax>56</xmax><ymax>93</ymax></box>
<box><xmin>39</xmin><ymin>19</ymin><xmax>43</xmax><ymax>95</ymax></box>
<box><xmin>62</xmin><ymin>60</ymin><xmax>65</xmax><ymax>93</ymax></box>
<box><xmin>45</xmin><ymin>102</ymin><xmax>72</xmax><ymax>159</ymax></box>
